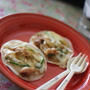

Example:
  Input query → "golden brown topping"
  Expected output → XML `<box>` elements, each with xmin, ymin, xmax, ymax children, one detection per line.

<box><xmin>34</xmin><ymin>38</ymin><xmax>44</xmax><ymax>47</ymax></box>
<box><xmin>19</xmin><ymin>67</ymin><xmax>35</xmax><ymax>77</ymax></box>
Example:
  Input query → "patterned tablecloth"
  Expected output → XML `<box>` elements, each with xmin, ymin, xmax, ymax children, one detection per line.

<box><xmin>0</xmin><ymin>0</ymin><xmax>90</xmax><ymax>90</ymax></box>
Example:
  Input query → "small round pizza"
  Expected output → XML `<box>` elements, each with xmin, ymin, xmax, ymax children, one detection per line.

<box><xmin>29</xmin><ymin>31</ymin><xmax>74</xmax><ymax>68</ymax></box>
<box><xmin>1</xmin><ymin>40</ymin><xmax>47</xmax><ymax>81</ymax></box>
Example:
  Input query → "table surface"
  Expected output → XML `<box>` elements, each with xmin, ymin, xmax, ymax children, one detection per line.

<box><xmin>0</xmin><ymin>0</ymin><xmax>89</xmax><ymax>90</ymax></box>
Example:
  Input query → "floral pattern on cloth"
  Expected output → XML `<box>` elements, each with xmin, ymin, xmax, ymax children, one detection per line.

<box><xmin>0</xmin><ymin>0</ymin><xmax>83</xmax><ymax>29</ymax></box>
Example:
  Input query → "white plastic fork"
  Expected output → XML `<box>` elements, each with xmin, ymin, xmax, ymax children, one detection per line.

<box><xmin>56</xmin><ymin>53</ymin><xmax>88</xmax><ymax>90</ymax></box>
<box><xmin>36</xmin><ymin>53</ymin><xmax>88</xmax><ymax>90</ymax></box>
<box><xmin>36</xmin><ymin>54</ymin><xmax>74</xmax><ymax>90</ymax></box>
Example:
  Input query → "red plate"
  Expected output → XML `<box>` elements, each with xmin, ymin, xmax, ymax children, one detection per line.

<box><xmin>0</xmin><ymin>13</ymin><xmax>90</xmax><ymax>90</ymax></box>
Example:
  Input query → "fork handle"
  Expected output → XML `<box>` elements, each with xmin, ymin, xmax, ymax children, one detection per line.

<box><xmin>36</xmin><ymin>70</ymin><xmax>70</xmax><ymax>90</ymax></box>
<box><xmin>56</xmin><ymin>71</ymin><xmax>75</xmax><ymax>90</ymax></box>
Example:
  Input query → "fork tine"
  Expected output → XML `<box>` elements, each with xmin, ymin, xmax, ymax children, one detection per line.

<box><xmin>71</xmin><ymin>53</ymin><xmax>82</xmax><ymax>64</ymax></box>
<box><xmin>77</xmin><ymin>54</ymin><xmax>86</xmax><ymax>66</ymax></box>
<box><xmin>82</xmin><ymin>62</ymin><xmax>89</xmax><ymax>72</ymax></box>
<box><xmin>80</xmin><ymin>56</ymin><xmax>88</xmax><ymax>69</ymax></box>
<box><xmin>67</xmin><ymin>53</ymin><xmax>74</xmax><ymax>65</ymax></box>
<box><xmin>70</xmin><ymin>53</ymin><xmax>74</xmax><ymax>58</ymax></box>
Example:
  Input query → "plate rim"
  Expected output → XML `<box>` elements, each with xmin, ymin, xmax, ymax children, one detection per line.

<box><xmin>0</xmin><ymin>13</ymin><xmax>90</xmax><ymax>90</ymax></box>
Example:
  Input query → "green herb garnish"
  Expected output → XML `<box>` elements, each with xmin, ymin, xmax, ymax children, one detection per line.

<box><xmin>57</xmin><ymin>48</ymin><xmax>63</xmax><ymax>53</ymax></box>
<box><xmin>9</xmin><ymin>61</ymin><xmax>30</xmax><ymax>67</ymax></box>
<box><xmin>40</xmin><ymin>57</ymin><xmax>44</xmax><ymax>64</ymax></box>
<box><xmin>57</xmin><ymin>48</ymin><xmax>68</xmax><ymax>55</ymax></box>
<box><xmin>35</xmin><ymin>57</ymin><xmax>44</xmax><ymax>69</ymax></box>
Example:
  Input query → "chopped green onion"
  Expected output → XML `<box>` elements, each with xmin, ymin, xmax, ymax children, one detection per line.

<box><xmin>8</xmin><ymin>61</ymin><xmax>30</xmax><ymax>67</ymax></box>
<box><xmin>57</xmin><ymin>47</ymin><xmax>69</xmax><ymax>55</ymax></box>
<box><xmin>57</xmin><ymin>48</ymin><xmax>63</xmax><ymax>53</ymax></box>
<box><xmin>35</xmin><ymin>57</ymin><xmax>44</xmax><ymax>69</ymax></box>
<box><xmin>40</xmin><ymin>57</ymin><xmax>44</xmax><ymax>64</ymax></box>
